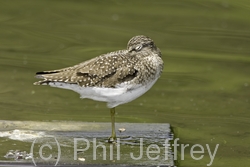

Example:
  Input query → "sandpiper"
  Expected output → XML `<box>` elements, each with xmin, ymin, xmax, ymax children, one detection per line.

<box><xmin>34</xmin><ymin>35</ymin><xmax>164</xmax><ymax>142</ymax></box>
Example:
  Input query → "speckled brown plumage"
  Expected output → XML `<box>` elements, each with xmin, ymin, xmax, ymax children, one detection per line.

<box><xmin>34</xmin><ymin>35</ymin><xmax>164</xmax><ymax>142</ymax></box>
<box><xmin>34</xmin><ymin>35</ymin><xmax>163</xmax><ymax>89</ymax></box>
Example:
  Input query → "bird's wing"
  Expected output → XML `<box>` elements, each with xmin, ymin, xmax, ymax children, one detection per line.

<box><xmin>35</xmin><ymin>57</ymin><xmax>96</xmax><ymax>77</ymax></box>
<box><xmin>34</xmin><ymin>50</ymin><xmax>139</xmax><ymax>88</ymax></box>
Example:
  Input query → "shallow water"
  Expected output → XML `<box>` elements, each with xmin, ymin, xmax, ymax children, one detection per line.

<box><xmin>0</xmin><ymin>0</ymin><xmax>250</xmax><ymax>166</ymax></box>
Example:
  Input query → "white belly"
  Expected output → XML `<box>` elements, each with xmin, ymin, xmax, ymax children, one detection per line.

<box><xmin>49</xmin><ymin>77</ymin><xmax>159</xmax><ymax>108</ymax></box>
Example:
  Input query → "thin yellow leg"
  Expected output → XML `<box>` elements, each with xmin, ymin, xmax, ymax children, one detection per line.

<box><xmin>108</xmin><ymin>107</ymin><xmax>116</xmax><ymax>142</ymax></box>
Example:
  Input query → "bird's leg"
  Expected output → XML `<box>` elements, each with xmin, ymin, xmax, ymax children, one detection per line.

<box><xmin>108</xmin><ymin>107</ymin><xmax>116</xmax><ymax>143</ymax></box>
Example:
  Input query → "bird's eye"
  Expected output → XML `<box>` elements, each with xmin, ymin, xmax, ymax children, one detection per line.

<box><xmin>135</xmin><ymin>45</ymin><xmax>143</xmax><ymax>51</ymax></box>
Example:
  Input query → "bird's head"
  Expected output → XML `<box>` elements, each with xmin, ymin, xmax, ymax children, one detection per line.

<box><xmin>127</xmin><ymin>35</ymin><xmax>161</xmax><ymax>56</ymax></box>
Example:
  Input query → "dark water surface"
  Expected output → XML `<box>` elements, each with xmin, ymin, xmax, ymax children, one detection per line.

<box><xmin>0</xmin><ymin>0</ymin><xmax>250</xmax><ymax>166</ymax></box>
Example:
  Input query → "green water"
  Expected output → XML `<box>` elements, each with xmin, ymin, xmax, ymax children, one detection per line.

<box><xmin>0</xmin><ymin>0</ymin><xmax>250</xmax><ymax>166</ymax></box>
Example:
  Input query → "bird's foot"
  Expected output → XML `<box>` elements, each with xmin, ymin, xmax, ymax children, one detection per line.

<box><xmin>108</xmin><ymin>136</ymin><xmax>117</xmax><ymax>143</ymax></box>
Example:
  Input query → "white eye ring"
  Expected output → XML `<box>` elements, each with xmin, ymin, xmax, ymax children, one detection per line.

<box><xmin>135</xmin><ymin>45</ymin><xmax>143</xmax><ymax>51</ymax></box>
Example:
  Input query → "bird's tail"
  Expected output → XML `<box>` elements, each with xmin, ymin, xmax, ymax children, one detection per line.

<box><xmin>33</xmin><ymin>70</ymin><xmax>60</xmax><ymax>85</ymax></box>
